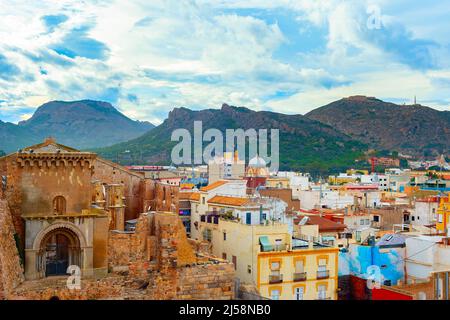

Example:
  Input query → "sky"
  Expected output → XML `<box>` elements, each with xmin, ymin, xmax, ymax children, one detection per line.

<box><xmin>0</xmin><ymin>0</ymin><xmax>449</xmax><ymax>124</ymax></box>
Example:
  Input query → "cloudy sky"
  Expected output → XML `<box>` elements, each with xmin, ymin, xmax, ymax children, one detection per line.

<box><xmin>0</xmin><ymin>0</ymin><xmax>449</xmax><ymax>124</ymax></box>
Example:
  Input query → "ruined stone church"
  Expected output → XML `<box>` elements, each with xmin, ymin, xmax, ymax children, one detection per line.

<box><xmin>0</xmin><ymin>138</ymin><xmax>234</xmax><ymax>300</ymax></box>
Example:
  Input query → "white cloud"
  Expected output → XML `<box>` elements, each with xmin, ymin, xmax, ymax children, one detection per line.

<box><xmin>0</xmin><ymin>0</ymin><xmax>448</xmax><ymax>124</ymax></box>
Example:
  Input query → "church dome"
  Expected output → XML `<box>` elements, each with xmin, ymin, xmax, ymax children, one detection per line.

<box><xmin>248</xmin><ymin>155</ymin><xmax>267</xmax><ymax>168</ymax></box>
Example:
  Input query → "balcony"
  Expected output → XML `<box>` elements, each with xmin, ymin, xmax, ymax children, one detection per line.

<box><xmin>293</xmin><ymin>272</ymin><xmax>307</xmax><ymax>282</ymax></box>
<box><xmin>269</xmin><ymin>274</ymin><xmax>283</xmax><ymax>284</ymax></box>
<box><xmin>316</xmin><ymin>270</ymin><xmax>330</xmax><ymax>279</ymax></box>
<box><xmin>200</xmin><ymin>214</ymin><xmax>219</xmax><ymax>224</ymax></box>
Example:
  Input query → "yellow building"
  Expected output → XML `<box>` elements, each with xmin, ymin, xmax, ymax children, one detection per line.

<box><xmin>265</xmin><ymin>177</ymin><xmax>290</xmax><ymax>189</ymax></box>
<box><xmin>436</xmin><ymin>195</ymin><xmax>450</xmax><ymax>234</ymax></box>
<box><xmin>199</xmin><ymin>218</ymin><xmax>339</xmax><ymax>300</ymax></box>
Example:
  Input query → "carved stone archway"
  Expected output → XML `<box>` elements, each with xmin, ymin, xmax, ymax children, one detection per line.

<box><xmin>28</xmin><ymin>221</ymin><xmax>91</xmax><ymax>279</ymax></box>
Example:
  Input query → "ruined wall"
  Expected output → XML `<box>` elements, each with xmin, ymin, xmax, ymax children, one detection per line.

<box><xmin>93</xmin><ymin>158</ymin><xmax>144</xmax><ymax>221</ymax></box>
<box><xmin>0</xmin><ymin>156</ymin><xmax>25</xmax><ymax>245</ymax></box>
<box><xmin>176</xmin><ymin>263</ymin><xmax>235</xmax><ymax>300</ymax></box>
<box><xmin>0</xmin><ymin>200</ymin><xmax>25</xmax><ymax>299</ymax></box>
<box><xmin>9</xmin><ymin>276</ymin><xmax>126</xmax><ymax>300</ymax></box>
<box><xmin>142</xmin><ymin>180</ymin><xmax>180</xmax><ymax>213</ymax></box>
<box><xmin>108</xmin><ymin>214</ymin><xmax>151</xmax><ymax>276</ymax></box>
<box><xmin>106</xmin><ymin>212</ymin><xmax>235</xmax><ymax>300</ymax></box>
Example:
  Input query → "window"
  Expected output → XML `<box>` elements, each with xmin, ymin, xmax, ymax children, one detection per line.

<box><xmin>271</xmin><ymin>261</ymin><xmax>281</xmax><ymax>272</ymax></box>
<box><xmin>232</xmin><ymin>256</ymin><xmax>237</xmax><ymax>270</ymax></box>
<box><xmin>411</xmin><ymin>216</ymin><xmax>415</xmax><ymax>221</ymax></box>
<box><xmin>373</xmin><ymin>215</ymin><xmax>380</xmax><ymax>222</ymax></box>
<box><xmin>365</xmin><ymin>219</ymin><xmax>370</xmax><ymax>225</ymax></box>
<box><xmin>295</xmin><ymin>260</ymin><xmax>304</xmax><ymax>273</ymax></box>
<box><xmin>360</xmin><ymin>219</ymin><xmax>365</xmax><ymax>225</ymax></box>
<box><xmin>223</xmin><ymin>232</ymin><xmax>227</xmax><ymax>241</ymax></box>
<box><xmin>438</xmin><ymin>214</ymin><xmax>443</xmax><ymax>223</ymax></box>
<box><xmin>270</xmin><ymin>289</ymin><xmax>280</xmax><ymax>300</ymax></box>
<box><xmin>202</xmin><ymin>228</ymin><xmax>212</xmax><ymax>242</ymax></box>
<box><xmin>247</xmin><ymin>265</ymin><xmax>251</xmax><ymax>274</ymax></box>
<box><xmin>318</xmin><ymin>260</ymin><xmax>327</xmax><ymax>272</ymax></box>
<box><xmin>222</xmin><ymin>253</ymin><xmax>227</xmax><ymax>260</ymax></box>
<box><xmin>294</xmin><ymin>287</ymin><xmax>304</xmax><ymax>300</ymax></box>
<box><xmin>318</xmin><ymin>285</ymin><xmax>327</xmax><ymax>300</ymax></box>
<box><xmin>202</xmin><ymin>197</ymin><xmax>205</xmax><ymax>205</ymax></box>
<box><xmin>53</xmin><ymin>196</ymin><xmax>66</xmax><ymax>215</ymax></box>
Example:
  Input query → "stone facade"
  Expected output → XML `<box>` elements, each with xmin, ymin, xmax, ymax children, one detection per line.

<box><xmin>0</xmin><ymin>200</ymin><xmax>25</xmax><ymax>299</ymax></box>
<box><xmin>0</xmin><ymin>138</ymin><xmax>235</xmax><ymax>300</ymax></box>
<box><xmin>7</xmin><ymin>212</ymin><xmax>235</xmax><ymax>300</ymax></box>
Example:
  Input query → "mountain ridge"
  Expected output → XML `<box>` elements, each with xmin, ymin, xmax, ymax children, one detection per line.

<box><xmin>0</xmin><ymin>100</ymin><xmax>154</xmax><ymax>152</ymax></box>
<box><xmin>95</xmin><ymin>103</ymin><xmax>366</xmax><ymax>173</ymax></box>
<box><xmin>306</xmin><ymin>95</ymin><xmax>450</xmax><ymax>157</ymax></box>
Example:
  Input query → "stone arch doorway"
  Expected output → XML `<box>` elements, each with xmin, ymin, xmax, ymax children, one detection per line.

<box><xmin>39</xmin><ymin>228</ymin><xmax>81</xmax><ymax>277</ymax></box>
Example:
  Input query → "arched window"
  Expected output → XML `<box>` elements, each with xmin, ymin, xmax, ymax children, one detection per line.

<box><xmin>53</xmin><ymin>196</ymin><xmax>66</xmax><ymax>215</ymax></box>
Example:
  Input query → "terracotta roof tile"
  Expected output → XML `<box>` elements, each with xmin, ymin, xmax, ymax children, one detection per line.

<box><xmin>200</xmin><ymin>180</ymin><xmax>229</xmax><ymax>192</ymax></box>
<box><xmin>295</xmin><ymin>214</ymin><xmax>346</xmax><ymax>232</ymax></box>
<box><xmin>208</xmin><ymin>195</ymin><xmax>248</xmax><ymax>207</ymax></box>
<box><xmin>189</xmin><ymin>193</ymin><xmax>200</xmax><ymax>201</ymax></box>
<box><xmin>179</xmin><ymin>192</ymin><xmax>193</xmax><ymax>200</ymax></box>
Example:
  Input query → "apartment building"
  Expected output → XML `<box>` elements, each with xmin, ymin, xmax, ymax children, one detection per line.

<box><xmin>199</xmin><ymin>218</ymin><xmax>339</xmax><ymax>300</ymax></box>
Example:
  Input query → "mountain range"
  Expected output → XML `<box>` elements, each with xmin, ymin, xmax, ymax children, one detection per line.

<box><xmin>0</xmin><ymin>100</ymin><xmax>154</xmax><ymax>152</ymax></box>
<box><xmin>0</xmin><ymin>96</ymin><xmax>448</xmax><ymax>173</ymax></box>
<box><xmin>306</xmin><ymin>96</ymin><xmax>450</xmax><ymax>157</ymax></box>
<box><xmin>95</xmin><ymin>103</ymin><xmax>365</xmax><ymax>173</ymax></box>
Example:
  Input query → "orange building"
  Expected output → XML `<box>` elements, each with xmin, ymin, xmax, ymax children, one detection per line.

<box><xmin>436</xmin><ymin>195</ymin><xmax>450</xmax><ymax>234</ymax></box>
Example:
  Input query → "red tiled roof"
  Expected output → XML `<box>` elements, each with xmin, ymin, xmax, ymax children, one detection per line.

<box><xmin>295</xmin><ymin>214</ymin><xmax>347</xmax><ymax>232</ymax></box>
<box><xmin>189</xmin><ymin>193</ymin><xmax>200</xmax><ymax>201</ymax></box>
<box><xmin>208</xmin><ymin>195</ymin><xmax>248</xmax><ymax>207</ymax></box>
<box><xmin>200</xmin><ymin>180</ymin><xmax>228</xmax><ymax>192</ymax></box>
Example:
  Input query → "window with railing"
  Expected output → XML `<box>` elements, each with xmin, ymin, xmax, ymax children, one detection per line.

<box><xmin>269</xmin><ymin>261</ymin><xmax>283</xmax><ymax>284</ymax></box>
<box><xmin>317</xmin><ymin>285</ymin><xmax>328</xmax><ymax>300</ymax></box>
<box><xmin>294</xmin><ymin>259</ymin><xmax>306</xmax><ymax>281</ymax></box>
<box><xmin>317</xmin><ymin>259</ymin><xmax>329</xmax><ymax>279</ymax></box>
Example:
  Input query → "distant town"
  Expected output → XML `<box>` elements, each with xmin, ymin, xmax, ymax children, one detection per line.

<box><xmin>1</xmin><ymin>138</ymin><xmax>449</xmax><ymax>300</ymax></box>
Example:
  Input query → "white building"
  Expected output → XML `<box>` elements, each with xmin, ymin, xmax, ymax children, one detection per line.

<box><xmin>405</xmin><ymin>236</ymin><xmax>450</xmax><ymax>283</ymax></box>
<box><xmin>208</xmin><ymin>151</ymin><xmax>245</xmax><ymax>184</ymax></box>
<box><xmin>411</xmin><ymin>197</ymin><xmax>439</xmax><ymax>226</ymax></box>
<box><xmin>276</xmin><ymin>171</ymin><xmax>310</xmax><ymax>191</ymax></box>
<box><xmin>189</xmin><ymin>179</ymin><xmax>247</xmax><ymax>240</ymax></box>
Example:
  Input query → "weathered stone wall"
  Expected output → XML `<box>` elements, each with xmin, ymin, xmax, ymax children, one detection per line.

<box><xmin>93</xmin><ymin>158</ymin><xmax>144</xmax><ymax>221</ymax></box>
<box><xmin>0</xmin><ymin>200</ymin><xmax>25</xmax><ymax>299</ymax></box>
<box><xmin>142</xmin><ymin>180</ymin><xmax>180</xmax><ymax>213</ymax></box>
<box><xmin>0</xmin><ymin>156</ymin><xmax>25</xmax><ymax>245</ymax></box>
<box><xmin>176</xmin><ymin>263</ymin><xmax>235</xmax><ymax>300</ymax></box>
<box><xmin>108</xmin><ymin>214</ymin><xmax>151</xmax><ymax>274</ymax></box>
<box><xmin>106</xmin><ymin>212</ymin><xmax>235</xmax><ymax>300</ymax></box>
